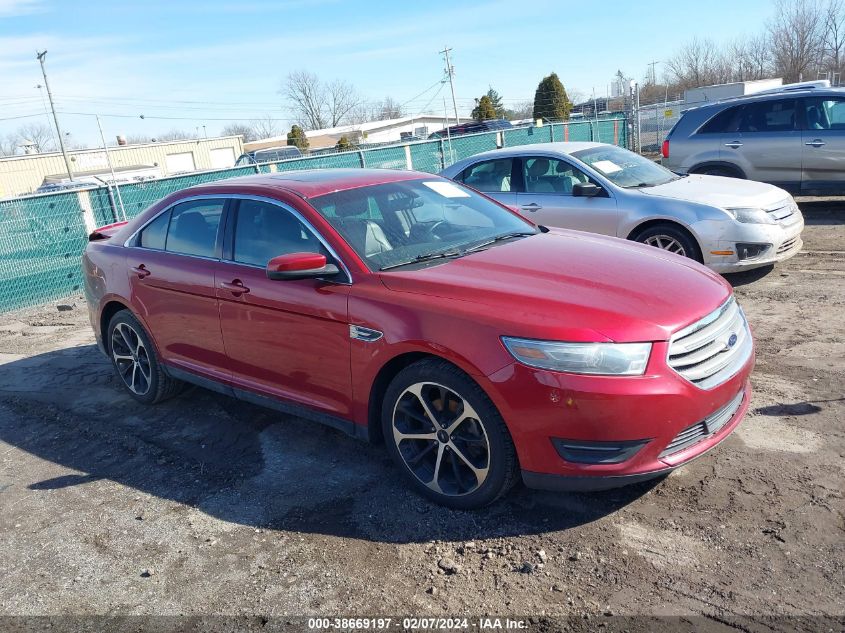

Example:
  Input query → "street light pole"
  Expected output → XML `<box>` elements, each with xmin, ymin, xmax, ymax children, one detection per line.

<box><xmin>36</xmin><ymin>50</ymin><xmax>74</xmax><ymax>181</ymax></box>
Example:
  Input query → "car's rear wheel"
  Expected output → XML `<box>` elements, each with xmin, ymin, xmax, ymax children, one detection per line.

<box><xmin>382</xmin><ymin>359</ymin><xmax>518</xmax><ymax>509</ymax></box>
<box><xmin>633</xmin><ymin>224</ymin><xmax>702</xmax><ymax>262</ymax></box>
<box><xmin>107</xmin><ymin>310</ymin><xmax>182</xmax><ymax>405</ymax></box>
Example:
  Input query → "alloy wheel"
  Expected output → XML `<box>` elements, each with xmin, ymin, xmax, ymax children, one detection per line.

<box><xmin>391</xmin><ymin>382</ymin><xmax>490</xmax><ymax>496</ymax></box>
<box><xmin>111</xmin><ymin>322</ymin><xmax>152</xmax><ymax>396</ymax></box>
<box><xmin>643</xmin><ymin>234</ymin><xmax>687</xmax><ymax>256</ymax></box>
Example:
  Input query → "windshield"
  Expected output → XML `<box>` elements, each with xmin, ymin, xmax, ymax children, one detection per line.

<box><xmin>572</xmin><ymin>145</ymin><xmax>679</xmax><ymax>188</ymax></box>
<box><xmin>309</xmin><ymin>179</ymin><xmax>536</xmax><ymax>271</ymax></box>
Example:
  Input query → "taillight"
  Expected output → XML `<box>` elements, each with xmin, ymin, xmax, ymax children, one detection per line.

<box><xmin>661</xmin><ymin>139</ymin><xmax>670</xmax><ymax>158</ymax></box>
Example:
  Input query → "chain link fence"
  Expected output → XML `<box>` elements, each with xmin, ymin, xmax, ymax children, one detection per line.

<box><xmin>0</xmin><ymin>115</ymin><xmax>627</xmax><ymax>312</ymax></box>
<box><xmin>636</xmin><ymin>100</ymin><xmax>683</xmax><ymax>155</ymax></box>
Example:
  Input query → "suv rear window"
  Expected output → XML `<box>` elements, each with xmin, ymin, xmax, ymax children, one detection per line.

<box><xmin>699</xmin><ymin>106</ymin><xmax>741</xmax><ymax>134</ymax></box>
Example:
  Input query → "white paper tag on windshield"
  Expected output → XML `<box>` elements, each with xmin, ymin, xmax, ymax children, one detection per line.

<box><xmin>592</xmin><ymin>160</ymin><xmax>622</xmax><ymax>174</ymax></box>
<box><xmin>423</xmin><ymin>181</ymin><xmax>471</xmax><ymax>198</ymax></box>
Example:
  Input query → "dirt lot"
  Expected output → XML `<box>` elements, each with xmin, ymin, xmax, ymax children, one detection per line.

<box><xmin>0</xmin><ymin>202</ymin><xmax>842</xmax><ymax>630</ymax></box>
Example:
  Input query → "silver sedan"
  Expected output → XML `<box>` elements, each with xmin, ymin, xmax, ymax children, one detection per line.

<box><xmin>440</xmin><ymin>142</ymin><xmax>804</xmax><ymax>273</ymax></box>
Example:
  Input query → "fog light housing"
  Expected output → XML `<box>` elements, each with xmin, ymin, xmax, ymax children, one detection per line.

<box><xmin>736</xmin><ymin>242</ymin><xmax>771</xmax><ymax>261</ymax></box>
<box><xmin>551</xmin><ymin>438</ymin><xmax>649</xmax><ymax>464</ymax></box>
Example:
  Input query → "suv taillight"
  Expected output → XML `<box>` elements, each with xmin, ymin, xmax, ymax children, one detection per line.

<box><xmin>661</xmin><ymin>139</ymin><xmax>670</xmax><ymax>158</ymax></box>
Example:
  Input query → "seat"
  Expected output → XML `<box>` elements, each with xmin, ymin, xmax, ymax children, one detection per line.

<box><xmin>168</xmin><ymin>211</ymin><xmax>214</xmax><ymax>256</ymax></box>
<box><xmin>526</xmin><ymin>159</ymin><xmax>555</xmax><ymax>193</ymax></box>
<box><xmin>332</xmin><ymin>194</ymin><xmax>393</xmax><ymax>257</ymax></box>
<box><xmin>807</xmin><ymin>106</ymin><xmax>825</xmax><ymax>130</ymax></box>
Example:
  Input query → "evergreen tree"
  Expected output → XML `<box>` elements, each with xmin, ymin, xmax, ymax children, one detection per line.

<box><xmin>532</xmin><ymin>73</ymin><xmax>573</xmax><ymax>122</ymax></box>
<box><xmin>335</xmin><ymin>135</ymin><xmax>354</xmax><ymax>151</ymax></box>
<box><xmin>286</xmin><ymin>125</ymin><xmax>309</xmax><ymax>150</ymax></box>
<box><xmin>471</xmin><ymin>95</ymin><xmax>498</xmax><ymax>121</ymax></box>
<box><xmin>485</xmin><ymin>87</ymin><xmax>505</xmax><ymax>117</ymax></box>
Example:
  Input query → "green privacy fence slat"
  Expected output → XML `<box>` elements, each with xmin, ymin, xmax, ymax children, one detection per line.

<box><xmin>0</xmin><ymin>194</ymin><xmax>89</xmax><ymax>312</ymax></box>
<box><xmin>1</xmin><ymin>116</ymin><xmax>627</xmax><ymax>312</ymax></box>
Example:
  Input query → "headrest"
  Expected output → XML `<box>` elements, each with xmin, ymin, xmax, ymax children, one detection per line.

<box><xmin>334</xmin><ymin>193</ymin><xmax>369</xmax><ymax>218</ymax></box>
<box><xmin>527</xmin><ymin>159</ymin><xmax>549</xmax><ymax>177</ymax></box>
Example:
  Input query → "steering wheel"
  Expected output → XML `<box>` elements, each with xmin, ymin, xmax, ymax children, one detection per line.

<box><xmin>425</xmin><ymin>220</ymin><xmax>451</xmax><ymax>240</ymax></box>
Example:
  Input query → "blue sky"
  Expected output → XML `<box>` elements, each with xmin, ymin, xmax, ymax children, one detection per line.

<box><xmin>1</xmin><ymin>0</ymin><xmax>773</xmax><ymax>146</ymax></box>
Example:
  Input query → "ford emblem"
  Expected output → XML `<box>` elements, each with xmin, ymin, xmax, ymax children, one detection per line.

<box><xmin>727</xmin><ymin>333</ymin><xmax>738</xmax><ymax>348</ymax></box>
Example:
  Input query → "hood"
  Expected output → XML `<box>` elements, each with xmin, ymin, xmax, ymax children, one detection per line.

<box><xmin>637</xmin><ymin>174</ymin><xmax>788</xmax><ymax>209</ymax></box>
<box><xmin>379</xmin><ymin>231</ymin><xmax>732</xmax><ymax>343</ymax></box>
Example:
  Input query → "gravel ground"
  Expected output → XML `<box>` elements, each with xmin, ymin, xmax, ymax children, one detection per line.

<box><xmin>0</xmin><ymin>202</ymin><xmax>842</xmax><ymax>630</ymax></box>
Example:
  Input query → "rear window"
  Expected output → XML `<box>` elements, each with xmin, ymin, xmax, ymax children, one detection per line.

<box><xmin>737</xmin><ymin>99</ymin><xmax>797</xmax><ymax>133</ymax></box>
<box><xmin>698</xmin><ymin>106</ymin><xmax>742</xmax><ymax>134</ymax></box>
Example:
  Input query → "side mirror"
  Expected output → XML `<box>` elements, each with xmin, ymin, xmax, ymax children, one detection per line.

<box><xmin>266</xmin><ymin>252</ymin><xmax>340</xmax><ymax>281</ymax></box>
<box><xmin>572</xmin><ymin>182</ymin><xmax>604</xmax><ymax>198</ymax></box>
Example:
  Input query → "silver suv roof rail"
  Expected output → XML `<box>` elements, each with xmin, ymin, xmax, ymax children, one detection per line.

<box><xmin>752</xmin><ymin>80</ymin><xmax>831</xmax><ymax>95</ymax></box>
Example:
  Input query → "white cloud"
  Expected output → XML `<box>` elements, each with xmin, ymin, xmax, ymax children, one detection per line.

<box><xmin>0</xmin><ymin>0</ymin><xmax>44</xmax><ymax>17</ymax></box>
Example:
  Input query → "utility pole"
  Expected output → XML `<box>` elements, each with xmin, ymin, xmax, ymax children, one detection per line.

<box><xmin>96</xmin><ymin>115</ymin><xmax>126</xmax><ymax>220</ymax></box>
<box><xmin>439</xmin><ymin>46</ymin><xmax>460</xmax><ymax>123</ymax></box>
<box><xmin>36</xmin><ymin>50</ymin><xmax>74</xmax><ymax>181</ymax></box>
<box><xmin>648</xmin><ymin>60</ymin><xmax>660</xmax><ymax>85</ymax></box>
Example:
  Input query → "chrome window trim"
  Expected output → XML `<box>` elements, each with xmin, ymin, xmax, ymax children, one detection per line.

<box><xmin>124</xmin><ymin>193</ymin><xmax>353</xmax><ymax>284</ymax></box>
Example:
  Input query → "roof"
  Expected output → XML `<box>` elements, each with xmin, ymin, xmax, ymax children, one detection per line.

<box><xmin>454</xmin><ymin>142</ymin><xmax>607</xmax><ymax>161</ymax></box>
<box><xmin>188</xmin><ymin>168</ymin><xmax>433</xmax><ymax>199</ymax></box>
<box><xmin>245</xmin><ymin>115</ymin><xmax>450</xmax><ymax>147</ymax></box>
<box><xmin>684</xmin><ymin>85</ymin><xmax>845</xmax><ymax>112</ymax></box>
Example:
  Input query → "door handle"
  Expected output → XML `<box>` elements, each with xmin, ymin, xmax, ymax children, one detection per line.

<box><xmin>521</xmin><ymin>203</ymin><xmax>542</xmax><ymax>211</ymax></box>
<box><xmin>220</xmin><ymin>279</ymin><xmax>250</xmax><ymax>295</ymax></box>
<box><xmin>804</xmin><ymin>139</ymin><xmax>826</xmax><ymax>147</ymax></box>
<box><xmin>724</xmin><ymin>141</ymin><xmax>743</xmax><ymax>149</ymax></box>
<box><xmin>130</xmin><ymin>265</ymin><xmax>150</xmax><ymax>279</ymax></box>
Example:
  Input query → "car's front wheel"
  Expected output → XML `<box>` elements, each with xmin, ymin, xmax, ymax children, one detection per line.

<box><xmin>107</xmin><ymin>310</ymin><xmax>183</xmax><ymax>405</ymax></box>
<box><xmin>382</xmin><ymin>359</ymin><xmax>519</xmax><ymax>509</ymax></box>
<box><xmin>633</xmin><ymin>223</ymin><xmax>702</xmax><ymax>262</ymax></box>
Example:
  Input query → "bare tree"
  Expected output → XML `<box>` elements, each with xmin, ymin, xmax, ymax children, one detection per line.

<box><xmin>822</xmin><ymin>0</ymin><xmax>845</xmax><ymax>79</ymax></box>
<box><xmin>665</xmin><ymin>37</ymin><xmax>726</xmax><ymax>90</ymax></box>
<box><xmin>283</xmin><ymin>70</ymin><xmax>329</xmax><ymax>130</ymax></box>
<box><xmin>769</xmin><ymin>0</ymin><xmax>824</xmax><ymax>82</ymax></box>
<box><xmin>221</xmin><ymin>122</ymin><xmax>258</xmax><ymax>142</ymax></box>
<box><xmin>16</xmin><ymin>122</ymin><xmax>56</xmax><ymax>153</ymax></box>
<box><xmin>747</xmin><ymin>32</ymin><xmax>774</xmax><ymax>79</ymax></box>
<box><xmin>249</xmin><ymin>114</ymin><xmax>281</xmax><ymax>140</ymax></box>
<box><xmin>282</xmin><ymin>70</ymin><xmax>362</xmax><ymax>130</ymax></box>
<box><xmin>375</xmin><ymin>96</ymin><xmax>403</xmax><ymax>120</ymax></box>
<box><xmin>156</xmin><ymin>129</ymin><xmax>197</xmax><ymax>142</ymax></box>
<box><xmin>0</xmin><ymin>133</ymin><xmax>20</xmax><ymax>157</ymax></box>
<box><xmin>124</xmin><ymin>134</ymin><xmax>153</xmax><ymax>144</ymax></box>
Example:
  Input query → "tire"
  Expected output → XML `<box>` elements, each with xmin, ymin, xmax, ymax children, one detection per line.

<box><xmin>381</xmin><ymin>358</ymin><xmax>519</xmax><ymax>509</ymax></box>
<box><xmin>106</xmin><ymin>310</ymin><xmax>183</xmax><ymax>405</ymax></box>
<box><xmin>633</xmin><ymin>223</ymin><xmax>703</xmax><ymax>263</ymax></box>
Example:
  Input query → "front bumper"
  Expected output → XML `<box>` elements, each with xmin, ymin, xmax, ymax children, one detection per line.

<box><xmin>482</xmin><ymin>340</ymin><xmax>754</xmax><ymax>489</ymax></box>
<box><xmin>701</xmin><ymin>215</ymin><xmax>804</xmax><ymax>273</ymax></box>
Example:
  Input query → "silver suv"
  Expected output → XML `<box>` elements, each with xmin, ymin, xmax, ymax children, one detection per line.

<box><xmin>663</xmin><ymin>85</ymin><xmax>845</xmax><ymax>195</ymax></box>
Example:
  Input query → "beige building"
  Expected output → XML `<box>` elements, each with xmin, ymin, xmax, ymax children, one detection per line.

<box><xmin>0</xmin><ymin>135</ymin><xmax>244</xmax><ymax>198</ymax></box>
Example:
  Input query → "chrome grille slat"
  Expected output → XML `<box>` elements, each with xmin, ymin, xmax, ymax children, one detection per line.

<box><xmin>667</xmin><ymin>297</ymin><xmax>753</xmax><ymax>390</ymax></box>
<box><xmin>660</xmin><ymin>391</ymin><xmax>745</xmax><ymax>458</ymax></box>
<box><xmin>777</xmin><ymin>236</ymin><xmax>798</xmax><ymax>254</ymax></box>
<box><xmin>671</xmin><ymin>301</ymin><xmax>740</xmax><ymax>354</ymax></box>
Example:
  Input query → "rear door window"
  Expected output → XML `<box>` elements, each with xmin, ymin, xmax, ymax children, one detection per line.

<box><xmin>139</xmin><ymin>209</ymin><xmax>171</xmax><ymax>250</ymax></box>
<box><xmin>165</xmin><ymin>199</ymin><xmax>225</xmax><ymax>258</ymax></box>
<box><xmin>460</xmin><ymin>159</ymin><xmax>514</xmax><ymax>192</ymax></box>
<box><xmin>737</xmin><ymin>99</ymin><xmax>797</xmax><ymax>133</ymax></box>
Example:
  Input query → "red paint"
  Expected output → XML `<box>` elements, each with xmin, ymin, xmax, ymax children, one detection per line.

<box><xmin>83</xmin><ymin>170</ymin><xmax>754</xmax><ymax>486</ymax></box>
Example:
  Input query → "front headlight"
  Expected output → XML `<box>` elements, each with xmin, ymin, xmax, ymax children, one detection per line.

<box><xmin>502</xmin><ymin>337</ymin><xmax>652</xmax><ymax>375</ymax></box>
<box><xmin>724</xmin><ymin>207</ymin><xmax>776</xmax><ymax>224</ymax></box>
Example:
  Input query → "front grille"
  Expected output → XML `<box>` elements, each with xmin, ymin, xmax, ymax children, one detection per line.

<box><xmin>667</xmin><ymin>297</ymin><xmax>753</xmax><ymax>390</ymax></box>
<box><xmin>766</xmin><ymin>199</ymin><xmax>799</xmax><ymax>225</ymax></box>
<box><xmin>660</xmin><ymin>390</ymin><xmax>745</xmax><ymax>457</ymax></box>
<box><xmin>777</xmin><ymin>236</ymin><xmax>799</xmax><ymax>254</ymax></box>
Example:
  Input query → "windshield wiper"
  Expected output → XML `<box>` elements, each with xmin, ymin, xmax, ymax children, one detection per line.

<box><xmin>379</xmin><ymin>249</ymin><xmax>463</xmax><ymax>271</ymax></box>
<box><xmin>464</xmin><ymin>231</ymin><xmax>537</xmax><ymax>254</ymax></box>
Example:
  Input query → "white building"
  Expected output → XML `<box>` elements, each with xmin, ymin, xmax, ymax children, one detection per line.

<box><xmin>245</xmin><ymin>114</ymin><xmax>455</xmax><ymax>152</ymax></box>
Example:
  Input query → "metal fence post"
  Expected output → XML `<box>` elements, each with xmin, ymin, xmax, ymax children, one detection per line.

<box><xmin>439</xmin><ymin>139</ymin><xmax>446</xmax><ymax>170</ymax></box>
<box><xmin>550</xmin><ymin>124</ymin><xmax>555</xmax><ymax>142</ymax></box>
<box><xmin>404</xmin><ymin>144</ymin><xmax>413</xmax><ymax>170</ymax></box>
<box><xmin>358</xmin><ymin>150</ymin><xmax>366</xmax><ymax>168</ymax></box>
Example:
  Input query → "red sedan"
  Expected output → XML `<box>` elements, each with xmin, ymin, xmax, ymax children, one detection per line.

<box><xmin>83</xmin><ymin>169</ymin><xmax>754</xmax><ymax>509</ymax></box>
